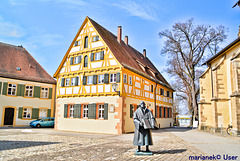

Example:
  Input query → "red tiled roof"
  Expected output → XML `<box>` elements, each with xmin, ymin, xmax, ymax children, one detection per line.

<box><xmin>0</xmin><ymin>42</ymin><xmax>56</xmax><ymax>84</ymax></box>
<box><xmin>88</xmin><ymin>17</ymin><xmax>171</xmax><ymax>89</ymax></box>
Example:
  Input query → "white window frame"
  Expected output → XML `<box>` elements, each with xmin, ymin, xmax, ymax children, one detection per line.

<box><xmin>98</xmin><ymin>75</ymin><xmax>104</xmax><ymax>84</ymax></box>
<box><xmin>74</xmin><ymin>56</ymin><xmax>79</xmax><ymax>64</ymax></box>
<box><xmin>123</xmin><ymin>74</ymin><xmax>127</xmax><ymax>83</ymax></box>
<box><xmin>93</xmin><ymin>36</ymin><xmax>99</xmax><ymax>42</ymax></box>
<box><xmin>39</xmin><ymin>109</ymin><xmax>47</xmax><ymax>119</ymax></box>
<box><xmin>23</xmin><ymin>108</ymin><xmax>32</xmax><ymax>119</ymax></box>
<box><xmin>41</xmin><ymin>87</ymin><xmax>49</xmax><ymax>98</ymax></box>
<box><xmin>83</xmin><ymin>105</ymin><xmax>88</xmax><ymax>118</ymax></box>
<box><xmin>69</xmin><ymin>105</ymin><xmax>74</xmax><ymax>118</ymax></box>
<box><xmin>95</xmin><ymin>52</ymin><xmax>101</xmax><ymax>61</ymax></box>
<box><xmin>87</xmin><ymin>76</ymin><xmax>93</xmax><ymax>85</ymax></box>
<box><xmin>65</xmin><ymin>78</ymin><xmax>70</xmax><ymax>86</ymax></box>
<box><xmin>98</xmin><ymin>104</ymin><xmax>104</xmax><ymax>119</ymax></box>
<box><xmin>129</xmin><ymin>76</ymin><xmax>132</xmax><ymax>85</ymax></box>
<box><xmin>25</xmin><ymin>85</ymin><xmax>33</xmax><ymax>97</ymax></box>
<box><xmin>110</xmin><ymin>73</ymin><xmax>117</xmax><ymax>83</ymax></box>
<box><xmin>71</xmin><ymin>77</ymin><xmax>76</xmax><ymax>86</ymax></box>
<box><xmin>8</xmin><ymin>83</ymin><xmax>17</xmax><ymax>96</ymax></box>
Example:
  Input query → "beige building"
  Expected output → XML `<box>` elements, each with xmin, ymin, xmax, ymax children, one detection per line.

<box><xmin>54</xmin><ymin>17</ymin><xmax>174</xmax><ymax>134</ymax></box>
<box><xmin>199</xmin><ymin>32</ymin><xmax>240</xmax><ymax>135</ymax></box>
<box><xmin>0</xmin><ymin>42</ymin><xmax>56</xmax><ymax>127</ymax></box>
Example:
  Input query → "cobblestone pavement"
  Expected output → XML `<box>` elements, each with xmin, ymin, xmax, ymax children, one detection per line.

<box><xmin>0</xmin><ymin>128</ymin><xmax>205</xmax><ymax>161</ymax></box>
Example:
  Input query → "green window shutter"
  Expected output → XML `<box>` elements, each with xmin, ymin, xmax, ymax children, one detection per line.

<box><xmin>18</xmin><ymin>107</ymin><xmax>23</xmax><ymax>119</ymax></box>
<box><xmin>130</xmin><ymin>104</ymin><xmax>133</xmax><ymax>118</ymax></box>
<box><xmin>64</xmin><ymin>104</ymin><xmax>68</xmax><ymax>118</ymax></box>
<box><xmin>90</xmin><ymin>53</ymin><xmax>94</xmax><ymax>61</ymax></box>
<box><xmin>17</xmin><ymin>84</ymin><xmax>21</xmax><ymax>96</ymax></box>
<box><xmin>75</xmin><ymin>77</ymin><xmax>79</xmax><ymax>86</ymax></box>
<box><xmin>21</xmin><ymin>85</ymin><xmax>25</xmax><ymax>96</ymax></box>
<box><xmin>61</xmin><ymin>78</ymin><xmax>65</xmax><ymax>87</ymax></box>
<box><xmin>32</xmin><ymin>108</ymin><xmax>39</xmax><ymax>119</ymax></box>
<box><xmin>104</xmin><ymin>74</ymin><xmax>109</xmax><ymax>84</ymax></box>
<box><xmin>159</xmin><ymin>107</ymin><xmax>162</xmax><ymax>118</ymax></box>
<box><xmin>47</xmin><ymin>109</ymin><xmax>51</xmax><ymax>117</ymax></box>
<box><xmin>78</xmin><ymin>56</ymin><xmax>81</xmax><ymax>64</ymax></box>
<box><xmin>116</xmin><ymin>73</ymin><xmax>120</xmax><ymax>83</ymax></box>
<box><xmin>88</xmin><ymin>104</ymin><xmax>92</xmax><ymax>119</ymax></box>
<box><xmin>82</xmin><ymin>76</ymin><xmax>87</xmax><ymax>85</ymax></box>
<box><xmin>155</xmin><ymin>106</ymin><xmax>157</xmax><ymax>118</ymax></box>
<box><xmin>2</xmin><ymin>82</ymin><xmax>8</xmax><ymax>95</ymax></box>
<box><xmin>92</xmin><ymin>103</ymin><xmax>96</xmax><ymax>119</ymax></box>
<box><xmin>34</xmin><ymin>86</ymin><xmax>41</xmax><ymax>98</ymax></box>
<box><xmin>100</xmin><ymin>51</ymin><xmax>104</xmax><ymax>60</ymax></box>
<box><xmin>104</xmin><ymin>103</ymin><xmax>108</xmax><ymax>120</ymax></box>
<box><xmin>17</xmin><ymin>84</ymin><xmax>25</xmax><ymax>96</ymax></box>
<box><xmin>0</xmin><ymin>82</ymin><xmax>2</xmax><ymax>94</ymax></box>
<box><xmin>74</xmin><ymin>104</ymin><xmax>81</xmax><ymax>118</ymax></box>
<box><xmin>164</xmin><ymin>107</ymin><xmax>166</xmax><ymax>118</ymax></box>
<box><xmin>48</xmin><ymin>88</ymin><xmax>53</xmax><ymax>99</ymax></box>
<box><xmin>70</xmin><ymin>57</ymin><xmax>73</xmax><ymax>65</ymax></box>
<box><xmin>93</xmin><ymin>75</ymin><xmax>97</xmax><ymax>85</ymax></box>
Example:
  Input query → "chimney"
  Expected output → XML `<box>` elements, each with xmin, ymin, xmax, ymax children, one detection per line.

<box><xmin>125</xmin><ymin>36</ymin><xmax>128</xmax><ymax>45</ymax></box>
<box><xmin>117</xmin><ymin>26</ymin><xmax>122</xmax><ymax>43</ymax></box>
<box><xmin>143</xmin><ymin>49</ymin><xmax>146</xmax><ymax>57</ymax></box>
<box><xmin>238</xmin><ymin>26</ymin><xmax>240</xmax><ymax>37</ymax></box>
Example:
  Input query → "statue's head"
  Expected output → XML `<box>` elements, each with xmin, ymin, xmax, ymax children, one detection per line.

<box><xmin>139</xmin><ymin>101</ymin><xmax>146</xmax><ymax>109</ymax></box>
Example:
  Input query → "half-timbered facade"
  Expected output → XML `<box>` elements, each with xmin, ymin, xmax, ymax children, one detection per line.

<box><xmin>54</xmin><ymin>17</ymin><xmax>174</xmax><ymax>134</ymax></box>
<box><xmin>0</xmin><ymin>42</ymin><xmax>56</xmax><ymax>127</ymax></box>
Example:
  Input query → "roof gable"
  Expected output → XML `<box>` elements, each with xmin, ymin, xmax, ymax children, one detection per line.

<box><xmin>0</xmin><ymin>42</ymin><xmax>56</xmax><ymax>84</ymax></box>
<box><xmin>54</xmin><ymin>16</ymin><xmax>172</xmax><ymax>89</ymax></box>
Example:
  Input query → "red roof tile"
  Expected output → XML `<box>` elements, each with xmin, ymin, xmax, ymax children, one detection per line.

<box><xmin>88</xmin><ymin>17</ymin><xmax>171</xmax><ymax>89</ymax></box>
<box><xmin>0</xmin><ymin>42</ymin><xmax>56</xmax><ymax>84</ymax></box>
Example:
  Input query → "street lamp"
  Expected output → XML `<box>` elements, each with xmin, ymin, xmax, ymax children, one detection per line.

<box><xmin>112</xmin><ymin>83</ymin><xmax>120</xmax><ymax>96</ymax></box>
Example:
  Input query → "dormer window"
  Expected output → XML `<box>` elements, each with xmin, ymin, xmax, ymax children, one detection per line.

<box><xmin>93</xmin><ymin>36</ymin><xmax>99</xmax><ymax>42</ymax></box>
<box><xmin>84</xmin><ymin>36</ymin><xmax>88</xmax><ymax>48</ymax></box>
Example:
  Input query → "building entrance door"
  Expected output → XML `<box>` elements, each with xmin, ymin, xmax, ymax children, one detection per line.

<box><xmin>4</xmin><ymin>108</ymin><xmax>14</xmax><ymax>125</ymax></box>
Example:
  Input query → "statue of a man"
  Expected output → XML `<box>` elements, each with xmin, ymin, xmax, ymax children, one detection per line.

<box><xmin>133</xmin><ymin>101</ymin><xmax>155</xmax><ymax>153</ymax></box>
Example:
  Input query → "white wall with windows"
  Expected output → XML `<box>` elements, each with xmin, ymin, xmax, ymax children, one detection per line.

<box><xmin>56</xmin><ymin>96</ymin><xmax>120</xmax><ymax>134</ymax></box>
<box><xmin>0</xmin><ymin>77</ymin><xmax>55</xmax><ymax>127</ymax></box>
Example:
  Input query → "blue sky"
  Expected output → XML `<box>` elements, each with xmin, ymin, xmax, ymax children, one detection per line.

<box><xmin>0</xmin><ymin>0</ymin><xmax>239</xmax><ymax>81</ymax></box>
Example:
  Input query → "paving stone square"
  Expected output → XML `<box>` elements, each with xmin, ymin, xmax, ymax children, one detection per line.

<box><xmin>0</xmin><ymin>128</ymin><xmax>208</xmax><ymax>161</ymax></box>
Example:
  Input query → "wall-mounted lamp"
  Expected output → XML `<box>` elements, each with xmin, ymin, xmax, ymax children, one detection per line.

<box><xmin>112</xmin><ymin>83</ymin><xmax>120</xmax><ymax>96</ymax></box>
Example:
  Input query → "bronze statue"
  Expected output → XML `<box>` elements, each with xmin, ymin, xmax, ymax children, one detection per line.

<box><xmin>133</xmin><ymin>101</ymin><xmax>155</xmax><ymax>154</ymax></box>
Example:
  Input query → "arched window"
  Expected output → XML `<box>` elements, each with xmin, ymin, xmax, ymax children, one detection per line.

<box><xmin>84</xmin><ymin>36</ymin><xmax>88</xmax><ymax>48</ymax></box>
<box><xmin>84</xmin><ymin>55</ymin><xmax>88</xmax><ymax>67</ymax></box>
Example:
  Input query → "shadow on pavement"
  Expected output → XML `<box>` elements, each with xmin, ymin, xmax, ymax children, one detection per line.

<box><xmin>153</xmin><ymin>149</ymin><xmax>187</xmax><ymax>154</ymax></box>
<box><xmin>164</xmin><ymin>127</ymin><xmax>194</xmax><ymax>132</ymax></box>
<box><xmin>0</xmin><ymin>140</ymin><xmax>60</xmax><ymax>151</ymax></box>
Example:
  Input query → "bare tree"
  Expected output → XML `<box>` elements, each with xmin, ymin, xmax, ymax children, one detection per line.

<box><xmin>159</xmin><ymin>18</ymin><xmax>227</xmax><ymax>121</ymax></box>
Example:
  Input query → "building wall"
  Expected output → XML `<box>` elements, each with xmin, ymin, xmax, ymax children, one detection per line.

<box><xmin>55</xmin><ymin>96</ymin><xmax>121</xmax><ymax>134</ymax></box>
<box><xmin>0</xmin><ymin>77</ymin><xmax>55</xmax><ymax>126</ymax></box>
<box><xmin>54</xmin><ymin>18</ymin><xmax>174</xmax><ymax>134</ymax></box>
<box><xmin>199</xmin><ymin>40</ymin><xmax>240</xmax><ymax>135</ymax></box>
<box><xmin>123</xmin><ymin>97</ymin><xmax>173</xmax><ymax>133</ymax></box>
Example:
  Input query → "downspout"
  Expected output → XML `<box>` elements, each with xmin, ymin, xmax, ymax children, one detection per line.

<box><xmin>154</xmin><ymin>82</ymin><xmax>157</xmax><ymax>117</ymax></box>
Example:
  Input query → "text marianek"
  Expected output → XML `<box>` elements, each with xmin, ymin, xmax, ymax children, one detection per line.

<box><xmin>189</xmin><ymin>154</ymin><xmax>238</xmax><ymax>160</ymax></box>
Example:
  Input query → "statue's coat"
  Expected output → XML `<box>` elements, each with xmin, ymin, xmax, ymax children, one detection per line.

<box><xmin>133</xmin><ymin>107</ymin><xmax>155</xmax><ymax>146</ymax></box>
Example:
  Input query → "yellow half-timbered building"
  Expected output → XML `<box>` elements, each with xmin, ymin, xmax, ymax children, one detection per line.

<box><xmin>54</xmin><ymin>17</ymin><xmax>174</xmax><ymax>134</ymax></box>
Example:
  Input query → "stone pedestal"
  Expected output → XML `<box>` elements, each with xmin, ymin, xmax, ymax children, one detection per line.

<box><xmin>135</xmin><ymin>150</ymin><xmax>153</xmax><ymax>155</ymax></box>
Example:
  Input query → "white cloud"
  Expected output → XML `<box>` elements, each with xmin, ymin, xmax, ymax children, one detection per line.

<box><xmin>27</xmin><ymin>33</ymin><xmax>63</xmax><ymax>47</ymax></box>
<box><xmin>8</xmin><ymin>0</ymin><xmax>27</xmax><ymax>6</ymax></box>
<box><xmin>57</xmin><ymin>0</ymin><xmax>87</xmax><ymax>6</ymax></box>
<box><xmin>113</xmin><ymin>1</ymin><xmax>157</xmax><ymax>21</ymax></box>
<box><xmin>0</xmin><ymin>17</ymin><xmax>25</xmax><ymax>38</ymax></box>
